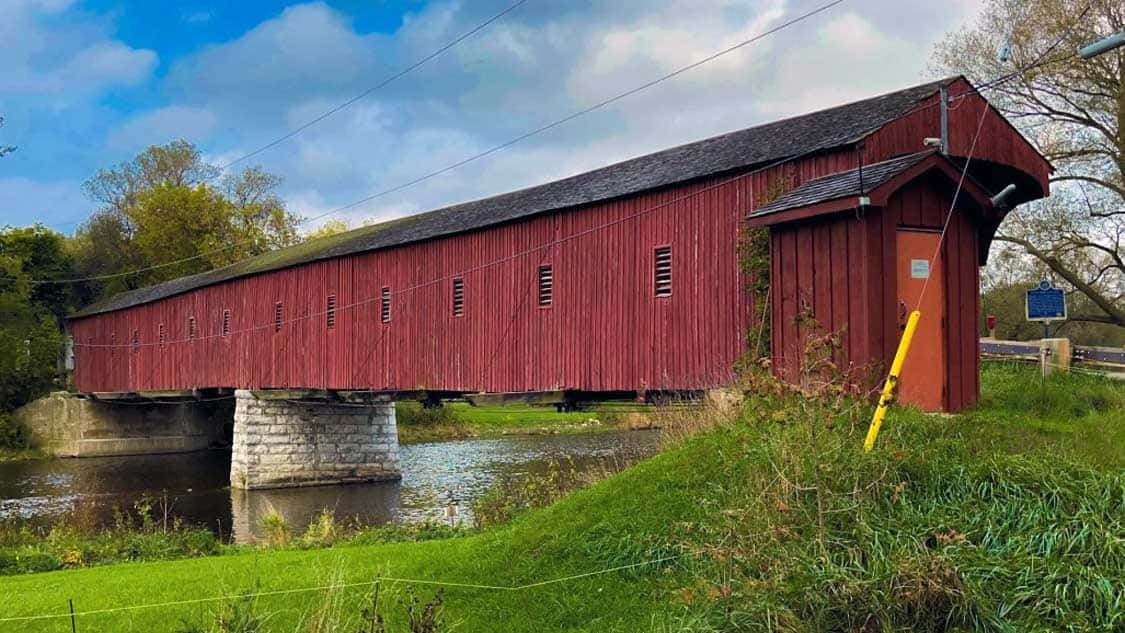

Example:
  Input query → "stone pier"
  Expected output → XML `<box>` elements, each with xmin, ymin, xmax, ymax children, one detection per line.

<box><xmin>230</xmin><ymin>390</ymin><xmax>400</xmax><ymax>489</ymax></box>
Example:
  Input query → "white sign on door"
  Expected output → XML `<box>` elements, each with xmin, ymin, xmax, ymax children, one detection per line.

<box><xmin>910</xmin><ymin>259</ymin><xmax>930</xmax><ymax>279</ymax></box>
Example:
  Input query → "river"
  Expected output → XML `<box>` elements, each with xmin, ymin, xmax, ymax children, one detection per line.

<box><xmin>0</xmin><ymin>430</ymin><xmax>659</xmax><ymax>543</ymax></box>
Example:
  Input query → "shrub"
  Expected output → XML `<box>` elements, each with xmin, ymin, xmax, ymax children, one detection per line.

<box><xmin>259</xmin><ymin>506</ymin><xmax>292</xmax><ymax>548</ymax></box>
<box><xmin>0</xmin><ymin>412</ymin><xmax>31</xmax><ymax>450</ymax></box>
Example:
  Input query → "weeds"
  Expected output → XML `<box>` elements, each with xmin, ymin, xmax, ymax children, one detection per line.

<box><xmin>664</xmin><ymin>354</ymin><xmax>1125</xmax><ymax>632</ymax></box>
<box><xmin>0</xmin><ymin>494</ymin><xmax>219</xmax><ymax>575</ymax></box>
<box><xmin>473</xmin><ymin>455</ymin><xmax>636</xmax><ymax>527</ymax></box>
<box><xmin>175</xmin><ymin>576</ymin><xmax>447</xmax><ymax>633</ymax></box>
<box><xmin>259</xmin><ymin>503</ymin><xmax>292</xmax><ymax>548</ymax></box>
<box><xmin>302</xmin><ymin>510</ymin><xmax>340</xmax><ymax>547</ymax></box>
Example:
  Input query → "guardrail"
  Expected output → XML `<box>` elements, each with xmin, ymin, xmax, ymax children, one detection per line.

<box><xmin>980</xmin><ymin>338</ymin><xmax>1125</xmax><ymax>378</ymax></box>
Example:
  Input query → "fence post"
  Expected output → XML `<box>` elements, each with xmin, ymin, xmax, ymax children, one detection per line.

<box><xmin>69</xmin><ymin>599</ymin><xmax>76</xmax><ymax>633</ymax></box>
<box><xmin>1039</xmin><ymin>338</ymin><xmax>1071</xmax><ymax>376</ymax></box>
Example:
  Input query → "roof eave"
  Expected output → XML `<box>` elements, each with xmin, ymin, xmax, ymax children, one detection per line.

<box><xmin>745</xmin><ymin>154</ymin><xmax>996</xmax><ymax>228</ymax></box>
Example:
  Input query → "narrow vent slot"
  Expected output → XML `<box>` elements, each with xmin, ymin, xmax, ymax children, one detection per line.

<box><xmin>274</xmin><ymin>302</ymin><xmax>283</xmax><ymax>332</ymax></box>
<box><xmin>158</xmin><ymin>323</ymin><xmax>165</xmax><ymax>348</ymax></box>
<box><xmin>654</xmin><ymin>246</ymin><xmax>672</xmax><ymax>297</ymax></box>
<box><xmin>222</xmin><ymin>310</ymin><xmax>231</xmax><ymax>338</ymax></box>
<box><xmin>110</xmin><ymin>333</ymin><xmax>116</xmax><ymax>358</ymax></box>
<box><xmin>326</xmin><ymin>295</ymin><xmax>337</xmax><ymax>329</ymax></box>
<box><xmin>452</xmin><ymin>279</ymin><xmax>464</xmax><ymax>316</ymax></box>
<box><xmin>132</xmin><ymin>329</ymin><xmax>139</xmax><ymax>353</ymax></box>
<box><xmin>381</xmin><ymin>287</ymin><xmax>391</xmax><ymax>323</ymax></box>
<box><xmin>538</xmin><ymin>265</ymin><xmax>553</xmax><ymax>306</ymax></box>
<box><xmin>188</xmin><ymin>316</ymin><xmax>197</xmax><ymax>340</ymax></box>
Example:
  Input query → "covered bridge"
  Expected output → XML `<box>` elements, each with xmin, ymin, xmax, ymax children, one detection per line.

<box><xmin>67</xmin><ymin>77</ymin><xmax>1050</xmax><ymax>487</ymax></box>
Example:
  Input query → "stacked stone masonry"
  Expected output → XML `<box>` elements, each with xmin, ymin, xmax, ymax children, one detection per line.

<box><xmin>231</xmin><ymin>390</ymin><xmax>401</xmax><ymax>489</ymax></box>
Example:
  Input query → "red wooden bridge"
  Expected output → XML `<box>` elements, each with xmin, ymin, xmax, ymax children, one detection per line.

<box><xmin>70</xmin><ymin>76</ymin><xmax>1050</xmax><ymax>414</ymax></box>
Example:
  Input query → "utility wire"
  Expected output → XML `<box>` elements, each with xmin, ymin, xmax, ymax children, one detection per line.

<box><xmin>75</xmin><ymin>46</ymin><xmax>1073</xmax><ymax>351</ymax></box>
<box><xmin>17</xmin><ymin>0</ymin><xmax>845</xmax><ymax>285</ymax></box>
<box><xmin>911</xmin><ymin>2</ymin><xmax>1092</xmax><ymax>312</ymax></box>
<box><xmin>0</xmin><ymin>554</ymin><xmax>682</xmax><ymax>622</ymax></box>
<box><xmin>211</xmin><ymin>0</ymin><xmax>530</xmax><ymax>176</ymax></box>
<box><xmin>73</xmin><ymin>143</ymin><xmax>899</xmax><ymax>349</ymax></box>
<box><xmin>43</xmin><ymin>0</ymin><xmax>531</xmax><ymax>230</ymax></box>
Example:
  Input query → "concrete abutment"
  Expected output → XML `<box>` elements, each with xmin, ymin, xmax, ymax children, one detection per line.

<box><xmin>16</xmin><ymin>392</ymin><xmax>228</xmax><ymax>457</ymax></box>
<box><xmin>230</xmin><ymin>390</ymin><xmax>401</xmax><ymax>490</ymax></box>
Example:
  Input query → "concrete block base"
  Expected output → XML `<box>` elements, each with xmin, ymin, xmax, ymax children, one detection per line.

<box><xmin>230</xmin><ymin>390</ymin><xmax>400</xmax><ymax>489</ymax></box>
<box><xmin>15</xmin><ymin>392</ymin><xmax>227</xmax><ymax>457</ymax></box>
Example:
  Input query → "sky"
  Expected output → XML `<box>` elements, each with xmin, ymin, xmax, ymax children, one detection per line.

<box><xmin>0</xmin><ymin>0</ymin><xmax>985</xmax><ymax>234</ymax></box>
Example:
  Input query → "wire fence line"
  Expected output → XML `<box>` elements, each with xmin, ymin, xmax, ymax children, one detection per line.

<box><xmin>0</xmin><ymin>554</ymin><xmax>682</xmax><ymax>623</ymax></box>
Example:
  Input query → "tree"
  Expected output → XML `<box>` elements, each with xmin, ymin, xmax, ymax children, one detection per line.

<box><xmin>932</xmin><ymin>0</ymin><xmax>1125</xmax><ymax>330</ymax></box>
<box><xmin>75</xmin><ymin>141</ymin><xmax>303</xmax><ymax>297</ymax></box>
<box><xmin>304</xmin><ymin>219</ymin><xmax>352</xmax><ymax>241</ymax></box>
<box><xmin>0</xmin><ymin>226</ymin><xmax>71</xmax><ymax>412</ymax></box>
<box><xmin>82</xmin><ymin>140</ymin><xmax>218</xmax><ymax>214</ymax></box>
<box><xmin>0</xmin><ymin>116</ymin><xmax>15</xmax><ymax>157</ymax></box>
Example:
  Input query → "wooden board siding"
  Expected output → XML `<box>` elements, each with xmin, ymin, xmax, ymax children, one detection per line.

<box><xmin>72</xmin><ymin>137</ymin><xmax>877</xmax><ymax>396</ymax></box>
<box><xmin>70</xmin><ymin>78</ymin><xmax>1048</xmax><ymax>403</ymax></box>
<box><xmin>769</xmin><ymin>171</ymin><xmax>983</xmax><ymax>410</ymax></box>
<box><xmin>72</xmin><ymin>174</ymin><xmax>762</xmax><ymax>395</ymax></box>
<box><xmin>769</xmin><ymin>212</ymin><xmax>875</xmax><ymax>383</ymax></box>
<box><xmin>864</xmin><ymin>77</ymin><xmax>1051</xmax><ymax>195</ymax></box>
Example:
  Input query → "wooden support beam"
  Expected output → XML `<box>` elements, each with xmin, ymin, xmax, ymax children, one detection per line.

<box><xmin>465</xmin><ymin>391</ymin><xmax>568</xmax><ymax>407</ymax></box>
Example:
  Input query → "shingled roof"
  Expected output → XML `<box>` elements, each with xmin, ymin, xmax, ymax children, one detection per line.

<box><xmin>750</xmin><ymin>151</ymin><xmax>935</xmax><ymax>217</ymax></box>
<box><xmin>71</xmin><ymin>76</ymin><xmax>958</xmax><ymax>319</ymax></box>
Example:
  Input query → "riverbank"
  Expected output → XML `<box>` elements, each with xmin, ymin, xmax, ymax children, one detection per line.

<box><xmin>0</xmin><ymin>448</ymin><xmax>46</xmax><ymax>463</ymax></box>
<box><xmin>1</xmin><ymin>365</ymin><xmax>1122</xmax><ymax>631</ymax></box>
<box><xmin>395</xmin><ymin>401</ymin><xmax>648</xmax><ymax>444</ymax></box>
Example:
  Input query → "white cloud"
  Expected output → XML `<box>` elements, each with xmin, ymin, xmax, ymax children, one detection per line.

<box><xmin>60</xmin><ymin>41</ymin><xmax>157</xmax><ymax>87</ymax></box>
<box><xmin>2</xmin><ymin>0</ymin><xmax>990</xmax><ymax>232</ymax></box>
<box><xmin>107</xmin><ymin>106</ymin><xmax>218</xmax><ymax>151</ymax></box>
<box><xmin>0</xmin><ymin>2</ymin><xmax>157</xmax><ymax>97</ymax></box>
<box><xmin>165</xmin><ymin>3</ymin><xmax>381</xmax><ymax>103</ymax></box>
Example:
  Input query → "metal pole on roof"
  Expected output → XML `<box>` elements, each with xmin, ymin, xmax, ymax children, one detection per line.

<box><xmin>939</xmin><ymin>85</ymin><xmax>949</xmax><ymax>155</ymax></box>
<box><xmin>1079</xmin><ymin>32</ymin><xmax>1125</xmax><ymax>59</ymax></box>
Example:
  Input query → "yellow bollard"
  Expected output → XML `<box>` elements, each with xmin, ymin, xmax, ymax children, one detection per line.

<box><xmin>864</xmin><ymin>310</ymin><xmax>920</xmax><ymax>452</ymax></box>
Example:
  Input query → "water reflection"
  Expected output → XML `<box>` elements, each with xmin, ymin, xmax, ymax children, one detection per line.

<box><xmin>0</xmin><ymin>430</ymin><xmax>659</xmax><ymax>543</ymax></box>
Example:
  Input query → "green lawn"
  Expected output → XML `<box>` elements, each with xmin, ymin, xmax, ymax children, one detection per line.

<box><xmin>394</xmin><ymin>401</ymin><xmax>639</xmax><ymax>443</ymax></box>
<box><xmin>2</xmin><ymin>365</ymin><xmax>1122</xmax><ymax>632</ymax></box>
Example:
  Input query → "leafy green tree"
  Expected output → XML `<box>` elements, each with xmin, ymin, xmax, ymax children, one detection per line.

<box><xmin>0</xmin><ymin>226</ymin><xmax>71</xmax><ymax>414</ymax></box>
<box><xmin>304</xmin><ymin>218</ymin><xmax>352</xmax><ymax>241</ymax></box>
<box><xmin>74</xmin><ymin>141</ymin><xmax>302</xmax><ymax>297</ymax></box>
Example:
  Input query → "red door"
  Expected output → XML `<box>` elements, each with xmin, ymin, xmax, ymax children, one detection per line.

<box><xmin>896</xmin><ymin>230</ymin><xmax>946</xmax><ymax>411</ymax></box>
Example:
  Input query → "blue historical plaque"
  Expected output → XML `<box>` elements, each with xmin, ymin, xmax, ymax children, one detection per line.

<box><xmin>1025</xmin><ymin>280</ymin><xmax>1067</xmax><ymax>321</ymax></box>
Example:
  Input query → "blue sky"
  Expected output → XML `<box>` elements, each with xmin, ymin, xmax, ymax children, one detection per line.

<box><xmin>0</xmin><ymin>0</ymin><xmax>982</xmax><ymax>233</ymax></box>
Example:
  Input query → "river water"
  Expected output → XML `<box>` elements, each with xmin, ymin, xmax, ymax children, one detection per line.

<box><xmin>0</xmin><ymin>430</ymin><xmax>659</xmax><ymax>543</ymax></box>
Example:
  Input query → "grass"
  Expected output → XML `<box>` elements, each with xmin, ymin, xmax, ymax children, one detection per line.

<box><xmin>0</xmin><ymin>447</ymin><xmax>46</xmax><ymax>462</ymax></box>
<box><xmin>0</xmin><ymin>365</ymin><xmax>1121</xmax><ymax>632</ymax></box>
<box><xmin>394</xmin><ymin>401</ymin><xmax>630</xmax><ymax>444</ymax></box>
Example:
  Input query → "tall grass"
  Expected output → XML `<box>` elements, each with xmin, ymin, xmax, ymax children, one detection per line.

<box><xmin>663</xmin><ymin>361</ymin><xmax>1125</xmax><ymax>632</ymax></box>
<box><xmin>0</xmin><ymin>495</ymin><xmax>220</xmax><ymax>575</ymax></box>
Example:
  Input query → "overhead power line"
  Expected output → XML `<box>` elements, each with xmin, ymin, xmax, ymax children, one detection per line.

<box><xmin>66</xmin><ymin>2</ymin><xmax>1095</xmax><ymax>349</ymax></box>
<box><xmin>19</xmin><ymin>0</ymin><xmax>846</xmax><ymax>285</ymax></box>
<box><xmin>75</xmin><ymin>149</ymin><xmax>936</xmax><ymax>349</ymax></box>
<box><xmin>44</xmin><ymin>0</ymin><xmax>530</xmax><ymax>230</ymax></box>
<box><xmin>211</xmin><ymin>0</ymin><xmax>531</xmax><ymax>174</ymax></box>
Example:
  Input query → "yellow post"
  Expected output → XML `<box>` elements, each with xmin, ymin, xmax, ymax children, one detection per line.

<box><xmin>863</xmin><ymin>310</ymin><xmax>921</xmax><ymax>452</ymax></box>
